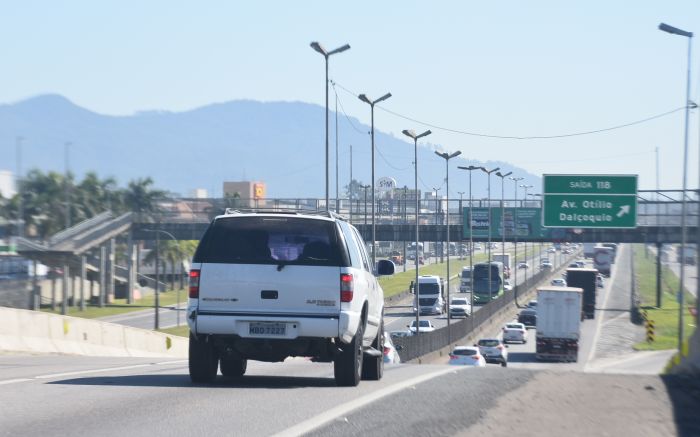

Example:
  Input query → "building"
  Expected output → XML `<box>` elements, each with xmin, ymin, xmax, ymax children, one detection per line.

<box><xmin>0</xmin><ymin>170</ymin><xmax>16</xmax><ymax>199</ymax></box>
<box><xmin>223</xmin><ymin>181</ymin><xmax>267</xmax><ymax>207</ymax></box>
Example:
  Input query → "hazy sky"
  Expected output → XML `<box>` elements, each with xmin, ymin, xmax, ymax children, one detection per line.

<box><xmin>2</xmin><ymin>1</ymin><xmax>700</xmax><ymax>192</ymax></box>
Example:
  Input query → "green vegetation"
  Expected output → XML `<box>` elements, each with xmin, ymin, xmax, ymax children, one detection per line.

<box><xmin>40</xmin><ymin>288</ymin><xmax>187</xmax><ymax>319</ymax></box>
<box><xmin>633</xmin><ymin>244</ymin><xmax>696</xmax><ymax>351</ymax></box>
<box><xmin>379</xmin><ymin>253</ymin><xmax>494</xmax><ymax>298</ymax></box>
<box><xmin>0</xmin><ymin>170</ymin><xmax>165</xmax><ymax>239</ymax></box>
<box><xmin>158</xmin><ymin>325</ymin><xmax>190</xmax><ymax>338</ymax></box>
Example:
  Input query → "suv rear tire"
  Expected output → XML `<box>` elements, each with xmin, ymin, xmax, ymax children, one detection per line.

<box><xmin>361</xmin><ymin>319</ymin><xmax>384</xmax><ymax>381</ymax></box>
<box><xmin>334</xmin><ymin>323</ymin><xmax>364</xmax><ymax>387</ymax></box>
<box><xmin>189</xmin><ymin>333</ymin><xmax>218</xmax><ymax>383</ymax></box>
<box><xmin>220</xmin><ymin>356</ymin><xmax>247</xmax><ymax>378</ymax></box>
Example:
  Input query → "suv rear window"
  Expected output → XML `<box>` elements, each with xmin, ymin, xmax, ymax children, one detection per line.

<box><xmin>478</xmin><ymin>339</ymin><xmax>500</xmax><ymax>347</ymax></box>
<box><xmin>453</xmin><ymin>348</ymin><xmax>477</xmax><ymax>356</ymax></box>
<box><xmin>193</xmin><ymin>216</ymin><xmax>348</xmax><ymax>267</ymax></box>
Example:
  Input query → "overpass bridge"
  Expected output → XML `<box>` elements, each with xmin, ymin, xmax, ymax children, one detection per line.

<box><xmin>14</xmin><ymin>189</ymin><xmax>698</xmax><ymax>312</ymax></box>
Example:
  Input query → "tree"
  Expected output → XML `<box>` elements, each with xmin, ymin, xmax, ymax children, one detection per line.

<box><xmin>345</xmin><ymin>179</ymin><xmax>367</xmax><ymax>200</ymax></box>
<box><xmin>122</xmin><ymin>177</ymin><xmax>165</xmax><ymax>215</ymax></box>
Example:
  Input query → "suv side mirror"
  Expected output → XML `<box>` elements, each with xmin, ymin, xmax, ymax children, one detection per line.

<box><xmin>376</xmin><ymin>259</ymin><xmax>395</xmax><ymax>276</ymax></box>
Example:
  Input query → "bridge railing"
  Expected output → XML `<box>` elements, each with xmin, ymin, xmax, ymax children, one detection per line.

<box><xmin>147</xmin><ymin>189</ymin><xmax>699</xmax><ymax>230</ymax></box>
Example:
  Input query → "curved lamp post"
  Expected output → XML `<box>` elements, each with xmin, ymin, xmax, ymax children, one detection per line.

<box><xmin>310</xmin><ymin>41</ymin><xmax>351</xmax><ymax>211</ymax></box>
<box><xmin>402</xmin><ymin>129</ymin><xmax>432</xmax><ymax>336</ymax></box>
<box><xmin>359</xmin><ymin>92</ymin><xmax>392</xmax><ymax>269</ymax></box>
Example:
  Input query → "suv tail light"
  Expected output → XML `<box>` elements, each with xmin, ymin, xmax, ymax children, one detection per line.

<box><xmin>449</xmin><ymin>354</ymin><xmax>458</xmax><ymax>360</ymax></box>
<box><xmin>383</xmin><ymin>346</ymin><xmax>390</xmax><ymax>356</ymax></box>
<box><xmin>497</xmin><ymin>344</ymin><xmax>504</xmax><ymax>350</ymax></box>
<box><xmin>472</xmin><ymin>355</ymin><xmax>481</xmax><ymax>360</ymax></box>
<box><xmin>189</xmin><ymin>269</ymin><xmax>200</xmax><ymax>298</ymax></box>
<box><xmin>340</xmin><ymin>273</ymin><xmax>354</xmax><ymax>302</ymax></box>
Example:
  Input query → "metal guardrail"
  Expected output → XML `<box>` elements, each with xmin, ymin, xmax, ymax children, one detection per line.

<box><xmin>392</xmin><ymin>251</ymin><xmax>578</xmax><ymax>362</ymax></box>
<box><xmin>48</xmin><ymin>211</ymin><xmax>113</xmax><ymax>246</ymax></box>
<box><xmin>67</xmin><ymin>212</ymin><xmax>134</xmax><ymax>253</ymax></box>
<box><xmin>146</xmin><ymin>190</ymin><xmax>700</xmax><ymax>229</ymax></box>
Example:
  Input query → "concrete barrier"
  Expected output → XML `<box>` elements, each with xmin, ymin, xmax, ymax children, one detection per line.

<box><xmin>0</xmin><ymin>306</ymin><xmax>187</xmax><ymax>358</ymax></box>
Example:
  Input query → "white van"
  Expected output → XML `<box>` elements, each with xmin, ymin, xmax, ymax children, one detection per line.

<box><xmin>459</xmin><ymin>267</ymin><xmax>472</xmax><ymax>292</ymax></box>
<box><xmin>413</xmin><ymin>275</ymin><xmax>445</xmax><ymax>315</ymax></box>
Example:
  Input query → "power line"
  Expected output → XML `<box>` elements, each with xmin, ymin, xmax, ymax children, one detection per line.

<box><xmin>521</xmin><ymin>149</ymin><xmax>655</xmax><ymax>164</ymax></box>
<box><xmin>331</xmin><ymin>81</ymin><xmax>367</xmax><ymax>135</ymax></box>
<box><xmin>333</xmin><ymin>81</ymin><xmax>686</xmax><ymax>140</ymax></box>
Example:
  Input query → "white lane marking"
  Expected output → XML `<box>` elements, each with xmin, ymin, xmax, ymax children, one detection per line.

<box><xmin>35</xmin><ymin>363</ymin><xmax>159</xmax><ymax>379</ymax></box>
<box><xmin>0</xmin><ymin>378</ymin><xmax>32</xmax><ymax>385</ymax></box>
<box><xmin>2</xmin><ymin>360</ymin><xmax>188</xmax><ymax>384</ymax></box>
<box><xmin>272</xmin><ymin>366</ymin><xmax>465</xmax><ymax>437</ymax></box>
<box><xmin>584</xmin><ymin>244</ymin><xmax>623</xmax><ymax>370</ymax></box>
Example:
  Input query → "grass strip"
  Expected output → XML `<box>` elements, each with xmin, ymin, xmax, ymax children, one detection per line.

<box><xmin>40</xmin><ymin>288</ymin><xmax>188</xmax><ymax>319</ymax></box>
<box><xmin>633</xmin><ymin>244</ymin><xmax>696</xmax><ymax>351</ymax></box>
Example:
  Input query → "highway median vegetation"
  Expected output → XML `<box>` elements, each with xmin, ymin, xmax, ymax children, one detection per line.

<box><xmin>633</xmin><ymin>244</ymin><xmax>696</xmax><ymax>351</ymax></box>
<box><xmin>40</xmin><ymin>288</ymin><xmax>187</xmax><ymax>319</ymax></box>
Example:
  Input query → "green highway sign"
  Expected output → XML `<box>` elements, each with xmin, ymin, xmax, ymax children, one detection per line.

<box><xmin>542</xmin><ymin>174</ymin><xmax>637</xmax><ymax>228</ymax></box>
<box><xmin>463</xmin><ymin>207</ymin><xmax>546</xmax><ymax>240</ymax></box>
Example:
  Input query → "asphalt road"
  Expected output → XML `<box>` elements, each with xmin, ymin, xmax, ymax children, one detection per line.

<box><xmin>2</xmin><ymin>244</ymin><xmax>696</xmax><ymax>437</ymax></box>
<box><xmin>384</xmin><ymin>245</ymin><xmax>576</xmax><ymax>334</ymax></box>
<box><xmin>1</xmin><ymin>352</ymin><xmax>695</xmax><ymax>436</ymax></box>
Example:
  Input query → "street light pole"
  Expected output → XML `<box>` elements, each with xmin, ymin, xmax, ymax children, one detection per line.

<box><xmin>659</xmin><ymin>23</ymin><xmax>694</xmax><ymax>350</ymax></box>
<box><xmin>403</xmin><ymin>186</ymin><xmax>408</xmax><ymax>272</ymax></box>
<box><xmin>64</xmin><ymin>141</ymin><xmax>72</xmax><ymax>229</ymax></box>
<box><xmin>457</xmin><ymin>191</ymin><xmax>465</xmax><ymax>260</ymax></box>
<box><xmin>509</xmin><ymin>176</ymin><xmax>524</xmax><ymax>305</ymax></box>
<box><xmin>435</xmin><ymin>150</ymin><xmax>462</xmax><ymax>341</ymax></box>
<box><xmin>520</xmin><ymin>184</ymin><xmax>533</xmax><ymax>285</ymax></box>
<box><xmin>15</xmin><ymin>137</ymin><xmax>24</xmax><ymax>238</ymax></box>
<box><xmin>403</xmin><ymin>129</ymin><xmax>432</xmax><ymax>337</ymax></box>
<box><xmin>432</xmin><ymin>187</ymin><xmax>440</xmax><ymax>264</ymax></box>
<box><xmin>145</xmin><ymin>229</ymin><xmax>183</xmax><ymax>329</ymax></box>
<box><xmin>481</xmin><ymin>167</ymin><xmax>500</xmax><ymax>301</ymax></box>
<box><xmin>496</xmin><ymin>171</ymin><xmax>512</xmax><ymax>271</ymax></box>
<box><xmin>359</xmin><ymin>92</ymin><xmax>392</xmax><ymax>270</ymax></box>
<box><xmin>458</xmin><ymin>165</ymin><xmax>481</xmax><ymax>311</ymax></box>
<box><xmin>362</xmin><ymin>185</ymin><xmax>370</xmax><ymax>225</ymax></box>
<box><xmin>310</xmin><ymin>41</ymin><xmax>351</xmax><ymax>211</ymax></box>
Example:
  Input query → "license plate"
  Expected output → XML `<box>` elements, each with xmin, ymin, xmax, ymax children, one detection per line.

<box><xmin>249</xmin><ymin>322</ymin><xmax>286</xmax><ymax>336</ymax></box>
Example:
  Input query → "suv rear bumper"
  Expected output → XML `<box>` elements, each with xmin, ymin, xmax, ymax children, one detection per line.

<box><xmin>195</xmin><ymin>312</ymin><xmax>338</xmax><ymax>338</ymax></box>
<box><xmin>193</xmin><ymin>310</ymin><xmax>361</xmax><ymax>344</ymax></box>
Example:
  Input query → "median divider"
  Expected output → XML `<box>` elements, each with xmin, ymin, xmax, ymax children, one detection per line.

<box><xmin>393</xmin><ymin>251</ymin><xmax>581</xmax><ymax>363</ymax></box>
<box><xmin>0</xmin><ymin>306</ymin><xmax>187</xmax><ymax>358</ymax></box>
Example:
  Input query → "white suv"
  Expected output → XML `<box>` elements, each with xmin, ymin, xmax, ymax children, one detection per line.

<box><xmin>187</xmin><ymin>210</ymin><xmax>394</xmax><ymax>386</ymax></box>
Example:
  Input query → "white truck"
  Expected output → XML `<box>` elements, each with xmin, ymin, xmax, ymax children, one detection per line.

<box><xmin>593</xmin><ymin>245</ymin><xmax>614</xmax><ymax>276</ymax></box>
<box><xmin>492</xmin><ymin>253</ymin><xmax>511</xmax><ymax>279</ymax></box>
<box><xmin>413</xmin><ymin>275</ymin><xmax>446</xmax><ymax>315</ymax></box>
<box><xmin>583</xmin><ymin>243</ymin><xmax>596</xmax><ymax>258</ymax></box>
<box><xmin>535</xmin><ymin>286</ymin><xmax>583</xmax><ymax>362</ymax></box>
<box><xmin>459</xmin><ymin>266</ymin><xmax>472</xmax><ymax>292</ymax></box>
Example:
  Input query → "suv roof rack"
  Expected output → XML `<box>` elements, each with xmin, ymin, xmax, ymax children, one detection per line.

<box><xmin>223</xmin><ymin>208</ymin><xmax>347</xmax><ymax>221</ymax></box>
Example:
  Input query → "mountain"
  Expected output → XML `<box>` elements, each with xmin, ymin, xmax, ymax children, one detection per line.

<box><xmin>0</xmin><ymin>95</ymin><xmax>540</xmax><ymax>199</ymax></box>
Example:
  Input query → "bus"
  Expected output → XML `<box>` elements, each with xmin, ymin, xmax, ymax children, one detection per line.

<box><xmin>472</xmin><ymin>261</ymin><xmax>503</xmax><ymax>305</ymax></box>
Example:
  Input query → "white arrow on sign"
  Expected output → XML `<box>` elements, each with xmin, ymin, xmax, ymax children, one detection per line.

<box><xmin>616</xmin><ymin>205</ymin><xmax>630</xmax><ymax>218</ymax></box>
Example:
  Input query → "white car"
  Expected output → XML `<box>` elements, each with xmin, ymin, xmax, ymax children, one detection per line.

<box><xmin>476</xmin><ymin>338</ymin><xmax>508</xmax><ymax>366</ymax></box>
<box><xmin>187</xmin><ymin>210</ymin><xmax>395</xmax><ymax>386</ymax></box>
<box><xmin>449</xmin><ymin>297</ymin><xmax>472</xmax><ymax>318</ymax></box>
<box><xmin>502</xmin><ymin>322</ymin><xmax>528</xmax><ymax>344</ymax></box>
<box><xmin>503</xmin><ymin>280</ymin><xmax>513</xmax><ymax>291</ymax></box>
<box><xmin>383</xmin><ymin>334</ymin><xmax>402</xmax><ymax>364</ymax></box>
<box><xmin>449</xmin><ymin>346</ymin><xmax>485</xmax><ymax>366</ymax></box>
<box><xmin>551</xmin><ymin>278</ymin><xmax>567</xmax><ymax>287</ymax></box>
<box><xmin>517</xmin><ymin>262</ymin><xmax>529</xmax><ymax>269</ymax></box>
<box><xmin>407</xmin><ymin>320</ymin><xmax>436</xmax><ymax>334</ymax></box>
<box><xmin>527</xmin><ymin>299</ymin><xmax>538</xmax><ymax>309</ymax></box>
